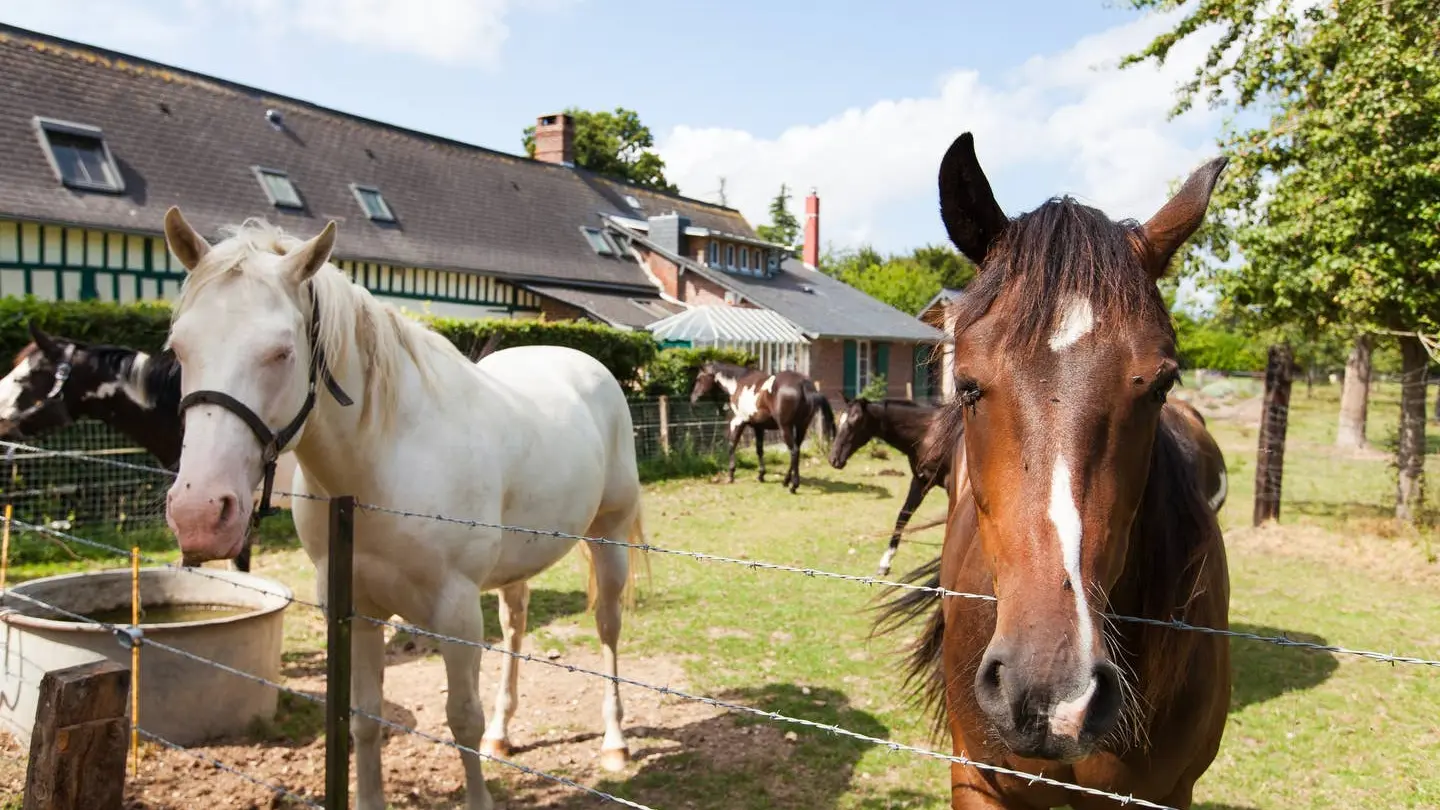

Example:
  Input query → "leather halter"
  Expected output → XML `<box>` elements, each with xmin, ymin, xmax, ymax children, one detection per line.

<box><xmin>9</xmin><ymin>344</ymin><xmax>77</xmax><ymax>427</ymax></box>
<box><xmin>177</xmin><ymin>291</ymin><xmax>353</xmax><ymax>526</ymax></box>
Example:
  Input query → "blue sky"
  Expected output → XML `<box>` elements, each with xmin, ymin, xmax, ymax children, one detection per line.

<box><xmin>2</xmin><ymin>0</ymin><xmax>1230</xmax><ymax>257</ymax></box>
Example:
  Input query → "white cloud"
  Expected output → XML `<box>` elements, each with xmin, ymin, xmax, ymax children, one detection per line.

<box><xmin>216</xmin><ymin>0</ymin><xmax>526</xmax><ymax>67</ymax></box>
<box><xmin>657</xmin><ymin>8</ymin><xmax>1225</xmax><ymax>252</ymax></box>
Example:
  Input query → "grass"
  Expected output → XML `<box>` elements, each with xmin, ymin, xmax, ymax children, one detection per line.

<box><xmin>4</xmin><ymin>380</ymin><xmax>1439</xmax><ymax>808</ymax></box>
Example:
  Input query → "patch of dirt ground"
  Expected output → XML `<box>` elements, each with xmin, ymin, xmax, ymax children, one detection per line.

<box><xmin>0</xmin><ymin>638</ymin><xmax>798</xmax><ymax>810</ymax></box>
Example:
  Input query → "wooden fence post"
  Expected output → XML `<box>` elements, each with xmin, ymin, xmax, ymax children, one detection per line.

<box><xmin>325</xmin><ymin>495</ymin><xmax>356</xmax><ymax>810</ymax></box>
<box><xmin>1253</xmin><ymin>344</ymin><xmax>1295</xmax><ymax>526</ymax></box>
<box><xmin>658</xmin><ymin>395</ymin><xmax>671</xmax><ymax>455</ymax></box>
<box><xmin>905</xmin><ymin>382</ymin><xmax>913</xmax><ymax>401</ymax></box>
<box><xmin>23</xmin><ymin>659</ymin><xmax>131</xmax><ymax>810</ymax></box>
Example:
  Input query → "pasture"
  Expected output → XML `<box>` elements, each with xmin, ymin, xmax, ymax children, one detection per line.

<box><xmin>2</xmin><ymin>377</ymin><xmax>1438</xmax><ymax>809</ymax></box>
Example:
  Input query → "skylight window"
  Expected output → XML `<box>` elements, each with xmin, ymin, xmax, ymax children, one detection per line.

<box><xmin>34</xmin><ymin>118</ymin><xmax>124</xmax><ymax>193</ymax></box>
<box><xmin>350</xmin><ymin>184</ymin><xmax>396</xmax><ymax>222</ymax></box>
<box><xmin>252</xmin><ymin>166</ymin><xmax>303</xmax><ymax>208</ymax></box>
<box><xmin>581</xmin><ymin>226</ymin><xmax>616</xmax><ymax>256</ymax></box>
<box><xmin>624</xmin><ymin>194</ymin><xmax>642</xmax><ymax>210</ymax></box>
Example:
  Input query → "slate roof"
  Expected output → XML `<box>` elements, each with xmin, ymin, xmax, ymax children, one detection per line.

<box><xmin>518</xmin><ymin>283</ymin><xmax>684</xmax><ymax>330</ymax></box>
<box><xmin>0</xmin><ymin>24</ymin><xmax>748</xmax><ymax>292</ymax></box>
<box><xmin>608</xmin><ymin>222</ymin><xmax>943</xmax><ymax>343</ymax></box>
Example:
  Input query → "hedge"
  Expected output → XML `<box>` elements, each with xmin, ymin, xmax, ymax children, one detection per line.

<box><xmin>641</xmin><ymin>346</ymin><xmax>757</xmax><ymax>398</ymax></box>
<box><xmin>0</xmin><ymin>298</ymin><xmax>658</xmax><ymax>387</ymax></box>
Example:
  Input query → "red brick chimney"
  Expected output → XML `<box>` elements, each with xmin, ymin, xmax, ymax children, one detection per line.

<box><xmin>533</xmin><ymin>113</ymin><xmax>574</xmax><ymax>165</ymax></box>
<box><xmin>802</xmin><ymin>188</ymin><xmax>820</xmax><ymax>269</ymax></box>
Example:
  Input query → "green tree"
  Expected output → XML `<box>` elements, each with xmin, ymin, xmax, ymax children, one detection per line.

<box><xmin>1124</xmin><ymin>0</ymin><xmax>1440</xmax><ymax>519</ymax></box>
<box><xmin>522</xmin><ymin>107</ymin><xmax>678</xmax><ymax>192</ymax></box>
<box><xmin>756</xmin><ymin>183</ymin><xmax>801</xmax><ymax>248</ymax></box>
<box><xmin>818</xmin><ymin>243</ymin><xmax>976</xmax><ymax>314</ymax></box>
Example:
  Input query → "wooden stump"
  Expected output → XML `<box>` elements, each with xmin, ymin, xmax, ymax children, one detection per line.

<box><xmin>24</xmin><ymin>660</ymin><xmax>131</xmax><ymax>810</ymax></box>
<box><xmin>1253</xmin><ymin>345</ymin><xmax>1295</xmax><ymax>526</ymax></box>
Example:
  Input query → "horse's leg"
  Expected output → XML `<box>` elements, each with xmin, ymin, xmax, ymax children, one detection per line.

<box><xmin>585</xmin><ymin>511</ymin><xmax>636</xmax><ymax>772</ymax></box>
<box><xmin>431</xmin><ymin>580</ymin><xmax>495</xmax><ymax>810</ymax></box>
<box><xmin>754</xmin><ymin>423</ymin><xmax>767</xmax><ymax>482</ymax></box>
<box><xmin>727</xmin><ymin>424</ymin><xmax>742</xmax><ymax>483</ymax></box>
<box><xmin>480</xmin><ymin>581</ymin><xmax>529</xmax><ymax>758</ymax></box>
<box><xmin>786</xmin><ymin>420</ymin><xmax>803</xmax><ymax>494</ymax></box>
<box><xmin>879</xmin><ymin>475</ymin><xmax>933</xmax><ymax>576</ymax></box>
<box><xmin>350</xmin><ymin>599</ymin><xmax>388</xmax><ymax>810</ymax></box>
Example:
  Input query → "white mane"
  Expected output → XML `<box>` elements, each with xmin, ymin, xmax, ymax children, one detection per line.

<box><xmin>170</xmin><ymin>218</ymin><xmax>475</xmax><ymax>438</ymax></box>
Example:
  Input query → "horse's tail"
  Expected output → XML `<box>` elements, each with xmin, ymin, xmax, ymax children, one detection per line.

<box><xmin>579</xmin><ymin>501</ymin><xmax>652</xmax><ymax>613</ymax></box>
<box><xmin>811</xmin><ymin>390</ymin><xmax>837</xmax><ymax>441</ymax></box>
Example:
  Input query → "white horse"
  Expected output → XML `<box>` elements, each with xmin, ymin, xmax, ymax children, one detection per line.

<box><xmin>160</xmin><ymin>207</ymin><xmax>648</xmax><ymax>810</ymax></box>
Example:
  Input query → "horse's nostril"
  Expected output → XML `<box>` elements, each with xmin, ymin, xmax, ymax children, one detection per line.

<box><xmin>982</xmin><ymin>657</ymin><xmax>1004</xmax><ymax>691</ymax></box>
<box><xmin>216</xmin><ymin>494</ymin><xmax>236</xmax><ymax>528</ymax></box>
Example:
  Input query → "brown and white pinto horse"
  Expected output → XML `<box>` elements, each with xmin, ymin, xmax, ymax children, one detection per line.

<box><xmin>690</xmin><ymin>361</ymin><xmax>837</xmax><ymax>493</ymax></box>
<box><xmin>876</xmin><ymin>132</ymin><xmax>1232</xmax><ymax>809</ymax></box>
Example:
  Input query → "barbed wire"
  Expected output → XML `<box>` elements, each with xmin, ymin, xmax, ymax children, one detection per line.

<box><xmin>355</xmin><ymin>501</ymin><xmax>1440</xmax><ymax>669</ymax></box>
<box><xmin>357</xmin><ymin>615</ymin><xmax>1178</xmax><ymax>809</ymax></box>
<box><xmin>135</xmin><ymin>728</ymin><xmax>323</xmax><ymax>810</ymax></box>
<box><xmin>5</xmin><ymin>517</ymin><xmax>328</xmax><ymax>613</ymax></box>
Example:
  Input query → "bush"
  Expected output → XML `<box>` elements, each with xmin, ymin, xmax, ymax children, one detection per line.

<box><xmin>0</xmin><ymin>298</ymin><xmax>660</xmax><ymax>388</ymax></box>
<box><xmin>1173</xmin><ymin>312</ymin><xmax>1268</xmax><ymax>372</ymax></box>
<box><xmin>420</xmin><ymin>315</ymin><xmax>659</xmax><ymax>388</ymax></box>
<box><xmin>641</xmin><ymin>346</ymin><xmax>757</xmax><ymax>398</ymax></box>
<box><xmin>0</xmin><ymin>298</ymin><xmax>173</xmax><ymax>359</ymax></box>
<box><xmin>859</xmin><ymin>373</ymin><xmax>888</xmax><ymax>401</ymax></box>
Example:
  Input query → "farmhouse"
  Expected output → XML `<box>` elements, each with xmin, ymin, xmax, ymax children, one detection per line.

<box><xmin>0</xmin><ymin>24</ymin><xmax>942</xmax><ymax>401</ymax></box>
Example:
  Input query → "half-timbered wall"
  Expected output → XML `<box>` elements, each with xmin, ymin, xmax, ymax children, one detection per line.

<box><xmin>0</xmin><ymin>219</ymin><xmax>542</xmax><ymax>321</ymax></box>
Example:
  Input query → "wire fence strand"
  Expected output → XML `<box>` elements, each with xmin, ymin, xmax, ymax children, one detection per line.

<box><xmin>136</xmin><ymin>728</ymin><xmax>324</xmax><ymax>810</ymax></box>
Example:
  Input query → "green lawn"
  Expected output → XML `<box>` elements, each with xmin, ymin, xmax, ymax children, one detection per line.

<box><xmin>3</xmin><ymin>380</ymin><xmax>1438</xmax><ymax>809</ymax></box>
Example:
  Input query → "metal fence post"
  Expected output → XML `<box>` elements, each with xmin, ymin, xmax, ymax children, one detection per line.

<box><xmin>325</xmin><ymin>495</ymin><xmax>356</xmax><ymax>810</ymax></box>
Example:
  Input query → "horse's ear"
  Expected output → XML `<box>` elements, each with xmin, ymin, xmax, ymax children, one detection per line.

<box><xmin>164</xmin><ymin>206</ymin><xmax>210</xmax><ymax>272</ymax></box>
<box><xmin>938</xmin><ymin>132</ymin><xmax>1008</xmax><ymax>267</ymax></box>
<box><xmin>27</xmin><ymin>320</ymin><xmax>61</xmax><ymax>359</ymax></box>
<box><xmin>1138</xmin><ymin>156</ymin><xmax>1228</xmax><ymax>279</ymax></box>
<box><xmin>283</xmin><ymin>220</ymin><xmax>338</xmax><ymax>285</ymax></box>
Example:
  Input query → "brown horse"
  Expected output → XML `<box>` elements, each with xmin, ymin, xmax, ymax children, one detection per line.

<box><xmin>828</xmin><ymin>397</ymin><xmax>950</xmax><ymax>576</ymax></box>
<box><xmin>875</xmin><ymin>132</ymin><xmax>1232</xmax><ymax>809</ymax></box>
<box><xmin>690</xmin><ymin>361</ymin><xmax>837</xmax><ymax>493</ymax></box>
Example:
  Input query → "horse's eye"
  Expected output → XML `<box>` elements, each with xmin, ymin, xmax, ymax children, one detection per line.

<box><xmin>957</xmin><ymin>378</ymin><xmax>983</xmax><ymax>409</ymax></box>
<box><xmin>266</xmin><ymin>346</ymin><xmax>294</xmax><ymax>365</ymax></box>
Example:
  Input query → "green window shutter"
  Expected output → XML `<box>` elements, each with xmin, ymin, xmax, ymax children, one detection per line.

<box><xmin>876</xmin><ymin>343</ymin><xmax>890</xmax><ymax>392</ymax></box>
<box><xmin>913</xmin><ymin>344</ymin><xmax>930</xmax><ymax>399</ymax></box>
<box><xmin>842</xmin><ymin>340</ymin><xmax>857</xmax><ymax>398</ymax></box>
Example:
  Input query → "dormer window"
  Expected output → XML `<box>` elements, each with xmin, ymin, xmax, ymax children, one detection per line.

<box><xmin>581</xmin><ymin>226</ymin><xmax>616</xmax><ymax>256</ymax></box>
<box><xmin>752</xmin><ymin>249</ymin><xmax>763</xmax><ymax>273</ymax></box>
<box><xmin>708</xmin><ymin>242</ymin><xmax>720</xmax><ymax>266</ymax></box>
<box><xmin>725</xmin><ymin>244</ymin><xmax>735</xmax><ymax>269</ymax></box>
<box><xmin>253</xmin><ymin>167</ymin><xmax>303</xmax><ymax>208</ymax></box>
<box><xmin>739</xmin><ymin>247</ymin><xmax>750</xmax><ymax>273</ymax></box>
<box><xmin>768</xmin><ymin>251</ymin><xmax>780</xmax><ymax>273</ymax></box>
<box><xmin>34</xmin><ymin>118</ymin><xmax>125</xmax><ymax>193</ymax></box>
<box><xmin>350</xmin><ymin>184</ymin><xmax>396</xmax><ymax>222</ymax></box>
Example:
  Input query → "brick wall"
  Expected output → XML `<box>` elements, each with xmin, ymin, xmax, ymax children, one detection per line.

<box><xmin>810</xmin><ymin>338</ymin><xmax>847</xmax><ymax>403</ymax></box>
<box><xmin>538</xmin><ymin>295</ymin><xmax>587</xmax><ymax>322</ymax></box>
<box><xmin>642</xmin><ymin>248</ymin><xmax>682</xmax><ymax>299</ymax></box>
<box><xmin>682</xmin><ymin>273</ymin><xmax>734</xmax><ymax>306</ymax></box>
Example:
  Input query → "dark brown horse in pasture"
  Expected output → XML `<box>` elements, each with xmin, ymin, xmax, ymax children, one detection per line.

<box><xmin>828</xmin><ymin>397</ymin><xmax>951</xmax><ymax>576</ymax></box>
<box><xmin>690</xmin><ymin>361</ymin><xmax>837</xmax><ymax>493</ymax></box>
<box><xmin>875</xmin><ymin>132</ymin><xmax>1233</xmax><ymax>809</ymax></box>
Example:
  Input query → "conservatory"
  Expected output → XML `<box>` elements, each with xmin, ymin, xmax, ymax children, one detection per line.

<box><xmin>648</xmin><ymin>306</ymin><xmax>811</xmax><ymax>375</ymax></box>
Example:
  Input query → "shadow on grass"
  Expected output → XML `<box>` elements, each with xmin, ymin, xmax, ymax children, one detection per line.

<box><xmin>1195</xmin><ymin>805</ymin><xmax>1262</xmax><ymax>810</ymax></box>
<box><xmin>1229</xmin><ymin>622</ymin><xmax>1339</xmax><ymax>713</ymax></box>
<box><xmin>1286</xmin><ymin>500</ymin><xmax>1393</xmax><ymax>522</ymax></box>
<box><xmin>798</xmin><ymin>477</ymin><xmax>893</xmax><ymax>498</ymax></box>
<box><xmin>243</xmin><ymin>687</ymin><xmax>419</xmax><ymax>747</ymax></box>
<box><xmin>514</xmin><ymin>683</ymin><xmax>887</xmax><ymax>810</ymax></box>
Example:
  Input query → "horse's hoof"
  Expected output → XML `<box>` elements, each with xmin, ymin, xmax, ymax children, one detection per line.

<box><xmin>479</xmin><ymin>737</ymin><xmax>511</xmax><ymax>760</ymax></box>
<box><xmin>876</xmin><ymin>567</ymin><xmax>891</xmax><ymax>577</ymax></box>
<box><xmin>599</xmin><ymin>746</ymin><xmax>630</xmax><ymax>772</ymax></box>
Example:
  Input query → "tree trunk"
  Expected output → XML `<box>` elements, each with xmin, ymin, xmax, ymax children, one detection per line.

<box><xmin>1253</xmin><ymin>345</ymin><xmax>1294</xmax><ymax>526</ymax></box>
<box><xmin>1395</xmin><ymin>335</ymin><xmax>1428</xmax><ymax>522</ymax></box>
<box><xmin>1335</xmin><ymin>334</ymin><xmax>1372</xmax><ymax>450</ymax></box>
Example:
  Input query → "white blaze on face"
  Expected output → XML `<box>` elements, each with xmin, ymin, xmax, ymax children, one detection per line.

<box><xmin>1048</xmin><ymin>297</ymin><xmax>1095</xmax><ymax>352</ymax></box>
<box><xmin>838</xmin><ymin>411</ymin><xmax>849</xmax><ymax>431</ymax></box>
<box><xmin>0</xmin><ymin>357</ymin><xmax>35</xmax><ymax>419</ymax></box>
<box><xmin>1046</xmin><ymin>453</ymin><xmax>1096</xmax><ymax>737</ymax></box>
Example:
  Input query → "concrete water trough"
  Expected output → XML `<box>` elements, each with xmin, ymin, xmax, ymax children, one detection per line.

<box><xmin>1</xmin><ymin>566</ymin><xmax>293</xmax><ymax>746</ymax></box>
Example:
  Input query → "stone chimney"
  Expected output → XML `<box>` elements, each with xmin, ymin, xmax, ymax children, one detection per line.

<box><xmin>802</xmin><ymin>188</ymin><xmax>820</xmax><ymax>269</ymax></box>
<box><xmin>533</xmin><ymin>113</ymin><xmax>574</xmax><ymax>166</ymax></box>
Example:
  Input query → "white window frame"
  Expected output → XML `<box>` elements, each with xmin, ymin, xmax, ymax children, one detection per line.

<box><xmin>580</xmin><ymin>226</ymin><xmax>616</xmax><ymax>256</ymax></box>
<box><xmin>856</xmin><ymin>339</ymin><xmax>872</xmax><ymax>391</ymax></box>
<box><xmin>708</xmin><ymin>242</ymin><xmax>720</xmax><ymax>265</ymax></box>
<box><xmin>33</xmin><ymin>117</ymin><xmax>125</xmax><ymax>193</ymax></box>
<box><xmin>350</xmin><ymin>183</ymin><xmax>396</xmax><ymax>222</ymax></box>
<box><xmin>725</xmin><ymin>244</ymin><xmax>735</xmax><ymax>269</ymax></box>
<box><xmin>252</xmin><ymin>166</ymin><xmax>304</xmax><ymax>208</ymax></box>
